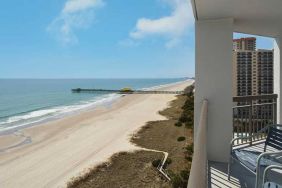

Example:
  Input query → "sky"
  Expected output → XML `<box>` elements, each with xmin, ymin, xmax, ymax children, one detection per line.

<box><xmin>0</xmin><ymin>0</ymin><xmax>274</xmax><ymax>79</ymax></box>
<box><xmin>234</xmin><ymin>33</ymin><xmax>274</xmax><ymax>50</ymax></box>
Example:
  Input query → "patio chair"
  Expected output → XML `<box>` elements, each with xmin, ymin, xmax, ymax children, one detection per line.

<box><xmin>262</xmin><ymin>165</ymin><xmax>282</xmax><ymax>188</ymax></box>
<box><xmin>228</xmin><ymin>124</ymin><xmax>282</xmax><ymax>188</ymax></box>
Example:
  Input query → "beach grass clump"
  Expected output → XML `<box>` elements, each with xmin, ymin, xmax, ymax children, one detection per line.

<box><xmin>185</xmin><ymin>155</ymin><xmax>192</xmax><ymax>162</ymax></box>
<box><xmin>179</xmin><ymin>169</ymin><xmax>190</xmax><ymax>186</ymax></box>
<box><xmin>169</xmin><ymin>169</ymin><xmax>189</xmax><ymax>188</ymax></box>
<box><xmin>152</xmin><ymin>159</ymin><xmax>161</xmax><ymax>168</ymax></box>
<box><xmin>179</xmin><ymin>115</ymin><xmax>189</xmax><ymax>123</ymax></box>
<box><xmin>174</xmin><ymin>121</ymin><xmax>182</xmax><ymax>127</ymax></box>
<box><xmin>186</xmin><ymin>144</ymin><xmax>193</xmax><ymax>155</ymax></box>
<box><xmin>166</xmin><ymin>158</ymin><xmax>172</xmax><ymax>165</ymax></box>
<box><xmin>174</xmin><ymin>84</ymin><xmax>194</xmax><ymax>129</ymax></box>
<box><xmin>152</xmin><ymin>157</ymin><xmax>172</xmax><ymax>169</ymax></box>
<box><xmin>185</xmin><ymin>122</ymin><xmax>193</xmax><ymax>128</ymax></box>
<box><xmin>163</xmin><ymin>158</ymin><xmax>172</xmax><ymax>169</ymax></box>
<box><xmin>171</xmin><ymin>174</ymin><xmax>184</xmax><ymax>188</ymax></box>
<box><xmin>177</xmin><ymin>136</ymin><xmax>186</xmax><ymax>142</ymax></box>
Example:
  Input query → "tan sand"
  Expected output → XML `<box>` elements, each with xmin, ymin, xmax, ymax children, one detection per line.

<box><xmin>0</xmin><ymin>80</ymin><xmax>193</xmax><ymax>188</ymax></box>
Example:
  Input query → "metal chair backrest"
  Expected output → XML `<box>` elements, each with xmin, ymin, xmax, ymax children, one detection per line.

<box><xmin>265</xmin><ymin>126</ymin><xmax>282</xmax><ymax>151</ymax></box>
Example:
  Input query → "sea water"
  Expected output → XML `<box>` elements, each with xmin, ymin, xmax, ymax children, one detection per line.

<box><xmin>0</xmin><ymin>78</ymin><xmax>187</xmax><ymax>133</ymax></box>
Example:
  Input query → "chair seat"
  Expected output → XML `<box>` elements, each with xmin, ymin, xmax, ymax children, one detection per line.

<box><xmin>264</xmin><ymin>182</ymin><xmax>282</xmax><ymax>188</ymax></box>
<box><xmin>232</xmin><ymin>149</ymin><xmax>282</xmax><ymax>172</ymax></box>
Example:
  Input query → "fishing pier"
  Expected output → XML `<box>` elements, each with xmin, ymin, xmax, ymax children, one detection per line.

<box><xmin>71</xmin><ymin>88</ymin><xmax>184</xmax><ymax>95</ymax></box>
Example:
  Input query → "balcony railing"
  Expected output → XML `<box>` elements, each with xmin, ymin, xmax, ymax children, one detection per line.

<box><xmin>232</xmin><ymin>94</ymin><xmax>277</xmax><ymax>145</ymax></box>
<box><xmin>187</xmin><ymin>99</ymin><xmax>208</xmax><ymax>188</ymax></box>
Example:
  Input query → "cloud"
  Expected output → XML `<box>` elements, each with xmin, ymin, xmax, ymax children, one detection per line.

<box><xmin>130</xmin><ymin>0</ymin><xmax>194</xmax><ymax>48</ymax></box>
<box><xmin>47</xmin><ymin>0</ymin><xmax>104</xmax><ymax>45</ymax></box>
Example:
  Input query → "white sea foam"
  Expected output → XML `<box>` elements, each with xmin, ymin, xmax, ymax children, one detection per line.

<box><xmin>0</xmin><ymin>93</ymin><xmax>121</xmax><ymax>133</ymax></box>
<box><xmin>0</xmin><ymin>80</ymin><xmax>190</xmax><ymax>133</ymax></box>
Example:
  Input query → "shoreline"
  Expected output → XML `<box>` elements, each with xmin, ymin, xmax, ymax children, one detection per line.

<box><xmin>0</xmin><ymin>79</ymin><xmax>190</xmax><ymax>136</ymax></box>
<box><xmin>0</xmin><ymin>80</ymin><xmax>193</xmax><ymax>188</ymax></box>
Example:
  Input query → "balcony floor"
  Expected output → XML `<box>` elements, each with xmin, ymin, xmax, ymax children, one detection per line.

<box><xmin>208</xmin><ymin>142</ymin><xmax>282</xmax><ymax>188</ymax></box>
<box><xmin>208</xmin><ymin>160</ymin><xmax>255</xmax><ymax>188</ymax></box>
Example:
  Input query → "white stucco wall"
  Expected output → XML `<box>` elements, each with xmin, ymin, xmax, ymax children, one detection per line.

<box><xmin>195</xmin><ymin>18</ymin><xmax>233</xmax><ymax>162</ymax></box>
<box><xmin>274</xmin><ymin>37</ymin><xmax>282</xmax><ymax>123</ymax></box>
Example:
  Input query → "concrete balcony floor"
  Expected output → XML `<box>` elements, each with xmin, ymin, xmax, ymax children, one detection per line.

<box><xmin>208</xmin><ymin>160</ymin><xmax>255</xmax><ymax>188</ymax></box>
<box><xmin>208</xmin><ymin>142</ymin><xmax>282</xmax><ymax>188</ymax></box>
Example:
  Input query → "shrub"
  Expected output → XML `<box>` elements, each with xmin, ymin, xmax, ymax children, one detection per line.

<box><xmin>171</xmin><ymin>174</ymin><xmax>184</xmax><ymax>188</ymax></box>
<box><xmin>152</xmin><ymin>159</ymin><xmax>161</xmax><ymax>168</ymax></box>
<box><xmin>166</xmin><ymin>158</ymin><xmax>172</xmax><ymax>165</ymax></box>
<box><xmin>169</xmin><ymin>169</ymin><xmax>190</xmax><ymax>188</ymax></box>
<box><xmin>163</xmin><ymin>158</ymin><xmax>172</xmax><ymax>169</ymax></box>
<box><xmin>167</xmin><ymin>170</ymin><xmax>174</xmax><ymax>178</ymax></box>
<box><xmin>187</xmin><ymin>116</ymin><xmax>193</xmax><ymax>122</ymax></box>
<box><xmin>177</xmin><ymin>136</ymin><xmax>186</xmax><ymax>142</ymax></box>
<box><xmin>185</xmin><ymin>155</ymin><xmax>192</xmax><ymax>162</ymax></box>
<box><xmin>185</xmin><ymin>122</ymin><xmax>193</xmax><ymax>128</ymax></box>
<box><xmin>179</xmin><ymin>115</ymin><xmax>188</xmax><ymax>123</ymax></box>
<box><xmin>186</xmin><ymin>144</ymin><xmax>193</xmax><ymax>154</ymax></box>
<box><xmin>174</xmin><ymin>121</ymin><xmax>182</xmax><ymax>127</ymax></box>
<box><xmin>170</xmin><ymin>172</ymin><xmax>187</xmax><ymax>188</ymax></box>
<box><xmin>165</xmin><ymin>158</ymin><xmax>172</xmax><ymax>167</ymax></box>
<box><xmin>180</xmin><ymin>170</ymin><xmax>190</xmax><ymax>181</ymax></box>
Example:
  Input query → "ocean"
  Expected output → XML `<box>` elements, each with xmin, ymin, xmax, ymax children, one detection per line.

<box><xmin>0</xmin><ymin>78</ymin><xmax>187</xmax><ymax>133</ymax></box>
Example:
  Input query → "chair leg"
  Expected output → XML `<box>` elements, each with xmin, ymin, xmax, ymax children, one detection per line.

<box><xmin>255</xmin><ymin>173</ymin><xmax>259</xmax><ymax>188</ymax></box>
<box><xmin>255</xmin><ymin>168</ymin><xmax>262</xmax><ymax>188</ymax></box>
<box><xmin>228</xmin><ymin>157</ymin><xmax>231</xmax><ymax>180</ymax></box>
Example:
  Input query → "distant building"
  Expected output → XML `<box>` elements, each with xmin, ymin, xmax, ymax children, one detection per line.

<box><xmin>233</xmin><ymin>38</ymin><xmax>273</xmax><ymax>97</ymax></box>
<box><xmin>233</xmin><ymin>37</ymin><xmax>256</xmax><ymax>51</ymax></box>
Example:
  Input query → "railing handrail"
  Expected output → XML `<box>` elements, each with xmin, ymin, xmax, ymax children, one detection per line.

<box><xmin>232</xmin><ymin>102</ymin><xmax>276</xmax><ymax>109</ymax></box>
<box><xmin>233</xmin><ymin>94</ymin><xmax>278</xmax><ymax>102</ymax></box>
<box><xmin>187</xmin><ymin>99</ymin><xmax>208</xmax><ymax>188</ymax></box>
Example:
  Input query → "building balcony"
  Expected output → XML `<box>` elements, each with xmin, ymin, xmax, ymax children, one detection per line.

<box><xmin>188</xmin><ymin>95</ymin><xmax>281</xmax><ymax>188</ymax></box>
<box><xmin>189</xmin><ymin>0</ymin><xmax>282</xmax><ymax>187</ymax></box>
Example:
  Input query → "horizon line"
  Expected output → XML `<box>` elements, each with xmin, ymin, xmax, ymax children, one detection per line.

<box><xmin>0</xmin><ymin>77</ymin><xmax>194</xmax><ymax>80</ymax></box>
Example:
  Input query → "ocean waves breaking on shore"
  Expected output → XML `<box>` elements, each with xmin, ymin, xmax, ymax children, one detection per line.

<box><xmin>0</xmin><ymin>93</ymin><xmax>120</xmax><ymax>133</ymax></box>
<box><xmin>0</xmin><ymin>78</ymin><xmax>189</xmax><ymax>134</ymax></box>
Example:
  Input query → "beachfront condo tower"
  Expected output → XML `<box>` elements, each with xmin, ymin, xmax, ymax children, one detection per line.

<box><xmin>233</xmin><ymin>37</ymin><xmax>274</xmax><ymax>97</ymax></box>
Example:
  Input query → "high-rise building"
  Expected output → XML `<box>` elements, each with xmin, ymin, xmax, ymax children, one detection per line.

<box><xmin>233</xmin><ymin>38</ymin><xmax>273</xmax><ymax>97</ymax></box>
<box><xmin>233</xmin><ymin>37</ymin><xmax>256</xmax><ymax>51</ymax></box>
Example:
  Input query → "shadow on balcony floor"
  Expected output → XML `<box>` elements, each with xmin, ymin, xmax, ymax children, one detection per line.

<box><xmin>208</xmin><ymin>160</ymin><xmax>255</xmax><ymax>188</ymax></box>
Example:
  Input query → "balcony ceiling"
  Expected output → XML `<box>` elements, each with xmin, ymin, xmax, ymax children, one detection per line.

<box><xmin>192</xmin><ymin>0</ymin><xmax>282</xmax><ymax>38</ymax></box>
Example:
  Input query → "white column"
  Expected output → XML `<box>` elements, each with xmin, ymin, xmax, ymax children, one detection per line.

<box><xmin>195</xmin><ymin>18</ymin><xmax>233</xmax><ymax>162</ymax></box>
<box><xmin>274</xmin><ymin>37</ymin><xmax>282</xmax><ymax>123</ymax></box>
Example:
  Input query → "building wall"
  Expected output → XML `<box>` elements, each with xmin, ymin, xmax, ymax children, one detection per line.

<box><xmin>234</xmin><ymin>51</ymin><xmax>253</xmax><ymax>96</ymax></box>
<box><xmin>274</xmin><ymin>38</ymin><xmax>282</xmax><ymax>123</ymax></box>
<box><xmin>257</xmin><ymin>50</ymin><xmax>274</xmax><ymax>95</ymax></box>
<box><xmin>233</xmin><ymin>38</ymin><xmax>273</xmax><ymax>97</ymax></box>
<box><xmin>195</xmin><ymin>18</ymin><xmax>233</xmax><ymax>162</ymax></box>
<box><xmin>233</xmin><ymin>37</ymin><xmax>256</xmax><ymax>51</ymax></box>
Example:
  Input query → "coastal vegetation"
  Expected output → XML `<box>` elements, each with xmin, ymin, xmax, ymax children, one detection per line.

<box><xmin>177</xmin><ymin>136</ymin><xmax>186</xmax><ymax>142</ymax></box>
<box><xmin>67</xmin><ymin>85</ymin><xmax>194</xmax><ymax>188</ymax></box>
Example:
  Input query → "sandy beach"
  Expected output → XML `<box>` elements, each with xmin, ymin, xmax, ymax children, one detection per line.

<box><xmin>0</xmin><ymin>80</ymin><xmax>193</xmax><ymax>188</ymax></box>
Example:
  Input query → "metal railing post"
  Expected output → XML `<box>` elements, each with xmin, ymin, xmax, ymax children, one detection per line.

<box><xmin>273</xmin><ymin>97</ymin><xmax>277</xmax><ymax>124</ymax></box>
<box><xmin>249</xmin><ymin>99</ymin><xmax>253</xmax><ymax>145</ymax></box>
<box><xmin>232</xmin><ymin>94</ymin><xmax>278</xmax><ymax>145</ymax></box>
